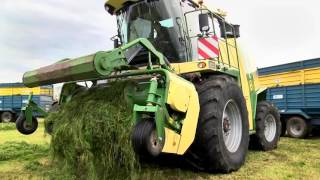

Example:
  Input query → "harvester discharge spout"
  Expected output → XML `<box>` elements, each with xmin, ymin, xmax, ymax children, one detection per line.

<box><xmin>23</xmin><ymin>50</ymin><xmax>128</xmax><ymax>88</ymax></box>
<box><xmin>23</xmin><ymin>38</ymin><xmax>168</xmax><ymax>88</ymax></box>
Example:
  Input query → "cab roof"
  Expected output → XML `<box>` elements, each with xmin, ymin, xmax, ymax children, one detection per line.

<box><xmin>104</xmin><ymin>0</ymin><xmax>203</xmax><ymax>14</ymax></box>
<box><xmin>104</xmin><ymin>0</ymin><xmax>226</xmax><ymax>17</ymax></box>
<box><xmin>104</xmin><ymin>0</ymin><xmax>141</xmax><ymax>15</ymax></box>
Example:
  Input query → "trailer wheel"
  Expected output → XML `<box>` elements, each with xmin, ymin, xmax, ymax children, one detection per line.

<box><xmin>190</xmin><ymin>76</ymin><xmax>249</xmax><ymax>173</ymax></box>
<box><xmin>132</xmin><ymin>120</ymin><xmax>164</xmax><ymax>158</ymax></box>
<box><xmin>16</xmin><ymin>114</ymin><xmax>38</xmax><ymax>135</ymax></box>
<box><xmin>286</xmin><ymin>116</ymin><xmax>309</xmax><ymax>138</ymax></box>
<box><xmin>250</xmin><ymin>101</ymin><xmax>281</xmax><ymax>151</ymax></box>
<box><xmin>1</xmin><ymin>112</ymin><xmax>14</xmax><ymax>123</ymax></box>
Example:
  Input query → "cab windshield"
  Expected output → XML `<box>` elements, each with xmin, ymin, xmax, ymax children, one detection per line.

<box><xmin>116</xmin><ymin>0</ymin><xmax>187</xmax><ymax>62</ymax></box>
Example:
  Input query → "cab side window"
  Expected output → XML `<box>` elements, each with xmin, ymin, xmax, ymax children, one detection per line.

<box><xmin>213</xmin><ymin>18</ymin><xmax>222</xmax><ymax>38</ymax></box>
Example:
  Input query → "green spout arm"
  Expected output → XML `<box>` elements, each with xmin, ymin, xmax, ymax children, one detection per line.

<box><xmin>23</xmin><ymin>50</ymin><xmax>128</xmax><ymax>87</ymax></box>
<box><xmin>23</xmin><ymin>38</ymin><xmax>168</xmax><ymax>88</ymax></box>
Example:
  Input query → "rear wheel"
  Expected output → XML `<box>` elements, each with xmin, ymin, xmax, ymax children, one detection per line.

<box><xmin>1</xmin><ymin>112</ymin><xmax>14</xmax><ymax>123</ymax></box>
<box><xmin>132</xmin><ymin>120</ymin><xmax>165</xmax><ymax>158</ymax></box>
<box><xmin>250</xmin><ymin>101</ymin><xmax>281</xmax><ymax>151</ymax></box>
<box><xmin>189</xmin><ymin>76</ymin><xmax>249</xmax><ymax>173</ymax></box>
<box><xmin>286</xmin><ymin>116</ymin><xmax>309</xmax><ymax>138</ymax></box>
<box><xmin>16</xmin><ymin>114</ymin><xmax>38</xmax><ymax>135</ymax></box>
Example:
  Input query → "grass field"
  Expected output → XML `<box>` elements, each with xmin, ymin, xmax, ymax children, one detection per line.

<box><xmin>0</xmin><ymin>122</ymin><xmax>319</xmax><ymax>180</ymax></box>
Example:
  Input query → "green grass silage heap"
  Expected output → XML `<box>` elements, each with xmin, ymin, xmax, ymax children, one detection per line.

<box><xmin>46</xmin><ymin>82</ymin><xmax>139</xmax><ymax>179</ymax></box>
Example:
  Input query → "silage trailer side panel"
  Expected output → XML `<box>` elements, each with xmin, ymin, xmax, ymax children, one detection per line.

<box><xmin>258</xmin><ymin>58</ymin><xmax>320</xmax><ymax>137</ymax></box>
<box><xmin>258</xmin><ymin>58</ymin><xmax>320</xmax><ymax>88</ymax></box>
<box><xmin>265</xmin><ymin>84</ymin><xmax>320</xmax><ymax>125</ymax></box>
<box><xmin>0</xmin><ymin>83</ymin><xmax>54</xmax><ymax>122</ymax></box>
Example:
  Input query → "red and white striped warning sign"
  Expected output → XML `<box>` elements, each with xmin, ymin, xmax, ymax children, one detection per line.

<box><xmin>198</xmin><ymin>35</ymin><xmax>220</xmax><ymax>60</ymax></box>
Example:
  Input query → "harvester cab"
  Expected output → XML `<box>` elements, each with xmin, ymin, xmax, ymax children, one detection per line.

<box><xmin>16</xmin><ymin>0</ymin><xmax>281</xmax><ymax>173</ymax></box>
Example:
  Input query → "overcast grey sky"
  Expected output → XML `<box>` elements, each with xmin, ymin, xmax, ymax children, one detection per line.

<box><xmin>1</xmin><ymin>0</ymin><xmax>320</xmax><ymax>83</ymax></box>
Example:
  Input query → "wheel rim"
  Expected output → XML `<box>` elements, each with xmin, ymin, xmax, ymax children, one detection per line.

<box><xmin>290</xmin><ymin>119</ymin><xmax>303</xmax><ymax>136</ymax></box>
<box><xmin>264</xmin><ymin>114</ymin><xmax>277</xmax><ymax>142</ymax></box>
<box><xmin>23</xmin><ymin>120</ymin><xmax>32</xmax><ymax>131</ymax></box>
<box><xmin>222</xmin><ymin>100</ymin><xmax>242</xmax><ymax>153</ymax></box>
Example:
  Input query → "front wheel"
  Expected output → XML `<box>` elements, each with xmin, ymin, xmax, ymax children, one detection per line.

<box><xmin>190</xmin><ymin>76</ymin><xmax>249</xmax><ymax>173</ymax></box>
<box><xmin>250</xmin><ymin>101</ymin><xmax>281</xmax><ymax>151</ymax></box>
<box><xmin>16</xmin><ymin>114</ymin><xmax>38</xmax><ymax>135</ymax></box>
<box><xmin>131</xmin><ymin>120</ymin><xmax>165</xmax><ymax>158</ymax></box>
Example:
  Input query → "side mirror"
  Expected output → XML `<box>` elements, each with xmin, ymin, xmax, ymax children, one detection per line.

<box><xmin>233</xmin><ymin>25</ymin><xmax>240</xmax><ymax>38</ymax></box>
<box><xmin>199</xmin><ymin>13</ymin><xmax>210</xmax><ymax>32</ymax></box>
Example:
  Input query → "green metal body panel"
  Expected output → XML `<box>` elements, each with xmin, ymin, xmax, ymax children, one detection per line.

<box><xmin>131</xmin><ymin>77</ymin><xmax>167</xmax><ymax>140</ymax></box>
<box><xmin>128</xmin><ymin>68</ymin><xmax>188</xmax><ymax>140</ymax></box>
<box><xmin>23</xmin><ymin>54</ymin><xmax>100</xmax><ymax>88</ymax></box>
<box><xmin>247</xmin><ymin>73</ymin><xmax>257</xmax><ymax>128</ymax></box>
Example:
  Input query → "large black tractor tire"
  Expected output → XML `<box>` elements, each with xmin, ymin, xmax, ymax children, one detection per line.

<box><xmin>1</xmin><ymin>112</ymin><xmax>14</xmax><ymax>123</ymax></box>
<box><xmin>132</xmin><ymin>120</ymin><xmax>165</xmax><ymax>158</ymax></box>
<box><xmin>250</xmin><ymin>101</ymin><xmax>281</xmax><ymax>151</ymax></box>
<box><xmin>45</xmin><ymin>102</ymin><xmax>60</xmax><ymax>135</ymax></box>
<box><xmin>286</xmin><ymin>116</ymin><xmax>309</xmax><ymax>139</ymax></box>
<box><xmin>189</xmin><ymin>75</ymin><xmax>249</xmax><ymax>173</ymax></box>
<box><xmin>16</xmin><ymin>114</ymin><xmax>38</xmax><ymax>135</ymax></box>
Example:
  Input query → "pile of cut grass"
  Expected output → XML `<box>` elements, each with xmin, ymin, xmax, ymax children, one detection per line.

<box><xmin>46</xmin><ymin>81</ymin><xmax>139</xmax><ymax>179</ymax></box>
